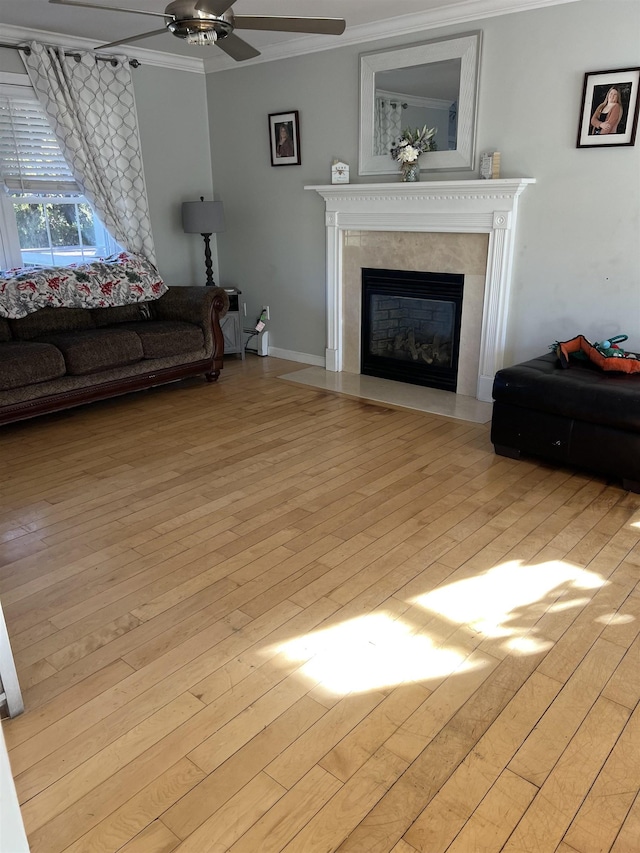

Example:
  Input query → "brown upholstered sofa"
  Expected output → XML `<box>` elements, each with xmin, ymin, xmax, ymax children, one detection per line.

<box><xmin>0</xmin><ymin>286</ymin><xmax>228</xmax><ymax>426</ymax></box>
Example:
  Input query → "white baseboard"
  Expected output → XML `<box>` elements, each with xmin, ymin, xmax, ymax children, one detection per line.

<box><xmin>267</xmin><ymin>347</ymin><xmax>326</xmax><ymax>367</ymax></box>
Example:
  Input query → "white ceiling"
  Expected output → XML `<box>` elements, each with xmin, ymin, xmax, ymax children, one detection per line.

<box><xmin>0</xmin><ymin>0</ymin><xmax>580</xmax><ymax>72</ymax></box>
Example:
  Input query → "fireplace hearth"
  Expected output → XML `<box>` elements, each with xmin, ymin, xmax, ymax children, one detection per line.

<box><xmin>361</xmin><ymin>268</ymin><xmax>463</xmax><ymax>392</ymax></box>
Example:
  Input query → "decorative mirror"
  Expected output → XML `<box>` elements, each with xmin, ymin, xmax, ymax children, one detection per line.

<box><xmin>359</xmin><ymin>32</ymin><xmax>481</xmax><ymax>175</ymax></box>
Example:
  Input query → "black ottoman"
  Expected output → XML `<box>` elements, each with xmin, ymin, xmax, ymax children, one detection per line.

<box><xmin>491</xmin><ymin>352</ymin><xmax>640</xmax><ymax>492</ymax></box>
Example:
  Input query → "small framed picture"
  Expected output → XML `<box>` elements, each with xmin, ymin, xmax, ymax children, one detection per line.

<box><xmin>268</xmin><ymin>110</ymin><xmax>301</xmax><ymax>166</ymax></box>
<box><xmin>577</xmin><ymin>67</ymin><xmax>640</xmax><ymax>148</ymax></box>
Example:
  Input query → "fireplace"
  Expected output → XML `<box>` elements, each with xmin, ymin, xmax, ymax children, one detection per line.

<box><xmin>361</xmin><ymin>268</ymin><xmax>463</xmax><ymax>391</ymax></box>
<box><xmin>305</xmin><ymin>179</ymin><xmax>535</xmax><ymax>402</ymax></box>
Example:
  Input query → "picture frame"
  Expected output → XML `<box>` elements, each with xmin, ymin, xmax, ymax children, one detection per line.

<box><xmin>268</xmin><ymin>110</ymin><xmax>301</xmax><ymax>166</ymax></box>
<box><xmin>577</xmin><ymin>67</ymin><xmax>640</xmax><ymax>148</ymax></box>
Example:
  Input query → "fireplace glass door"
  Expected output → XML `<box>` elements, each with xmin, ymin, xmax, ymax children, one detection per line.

<box><xmin>361</xmin><ymin>268</ymin><xmax>463</xmax><ymax>392</ymax></box>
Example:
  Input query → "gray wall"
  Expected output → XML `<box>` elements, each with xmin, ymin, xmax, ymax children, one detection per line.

<box><xmin>133</xmin><ymin>64</ymin><xmax>215</xmax><ymax>287</ymax></box>
<box><xmin>206</xmin><ymin>48</ymin><xmax>359</xmax><ymax>357</ymax></box>
<box><xmin>207</xmin><ymin>1</ymin><xmax>640</xmax><ymax>365</ymax></box>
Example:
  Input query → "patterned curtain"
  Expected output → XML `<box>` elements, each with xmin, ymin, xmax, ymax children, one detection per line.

<box><xmin>21</xmin><ymin>42</ymin><xmax>156</xmax><ymax>264</ymax></box>
<box><xmin>374</xmin><ymin>96</ymin><xmax>402</xmax><ymax>157</ymax></box>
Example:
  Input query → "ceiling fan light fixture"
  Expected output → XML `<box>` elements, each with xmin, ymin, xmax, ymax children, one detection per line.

<box><xmin>52</xmin><ymin>0</ymin><xmax>346</xmax><ymax>61</ymax></box>
<box><xmin>185</xmin><ymin>29</ymin><xmax>218</xmax><ymax>45</ymax></box>
<box><xmin>167</xmin><ymin>14</ymin><xmax>232</xmax><ymax>41</ymax></box>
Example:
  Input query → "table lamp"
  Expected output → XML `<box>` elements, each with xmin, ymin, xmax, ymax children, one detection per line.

<box><xmin>182</xmin><ymin>197</ymin><xmax>226</xmax><ymax>287</ymax></box>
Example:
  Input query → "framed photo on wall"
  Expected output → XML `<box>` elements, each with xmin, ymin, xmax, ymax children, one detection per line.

<box><xmin>577</xmin><ymin>67</ymin><xmax>640</xmax><ymax>148</ymax></box>
<box><xmin>268</xmin><ymin>110</ymin><xmax>301</xmax><ymax>166</ymax></box>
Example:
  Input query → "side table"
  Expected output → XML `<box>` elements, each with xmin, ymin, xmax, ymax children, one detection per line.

<box><xmin>221</xmin><ymin>287</ymin><xmax>245</xmax><ymax>359</ymax></box>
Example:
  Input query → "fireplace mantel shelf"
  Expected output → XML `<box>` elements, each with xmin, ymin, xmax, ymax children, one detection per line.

<box><xmin>305</xmin><ymin>177</ymin><xmax>536</xmax><ymax>403</ymax></box>
<box><xmin>305</xmin><ymin>178</ymin><xmax>534</xmax><ymax>197</ymax></box>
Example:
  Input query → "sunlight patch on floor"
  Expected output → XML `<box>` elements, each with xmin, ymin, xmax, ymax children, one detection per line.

<box><xmin>412</xmin><ymin>560</ymin><xmax>606</xmax><ymax>642</ymax></box>
<box><xmin>268</xmin><ymin>560</ymin><xmax>610</xmax><ymax>696</ymax></box>
<box><xmin>595</xmin><ymin>613</ymin><xmax>634</xmax><ymax>625</ymax></box>
<box><xmin>503</xmin><ymin>635</ymin><xmax>554</xmax><ymax>655</ymax></box>
<box><xmin>271</xmin><ymin>612</ymin><xmax>483</xmax><ymax>695</ymax></box>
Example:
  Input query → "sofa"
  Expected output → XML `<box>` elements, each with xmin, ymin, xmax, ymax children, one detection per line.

<box><xmin>491</xmin><ymin>351</ymin><xmax>640</xmax><ymax>492</ymax></box>
<box><xmin>0</xmin><ymin>255</ymin><xmax>228</xmax><ymax>426</ymax></box>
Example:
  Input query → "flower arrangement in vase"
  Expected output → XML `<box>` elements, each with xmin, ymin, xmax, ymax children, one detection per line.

<box><xmin>390</xmin><ymin>125</ymin><xmax>437</xmax><ymax>182</ymax></box>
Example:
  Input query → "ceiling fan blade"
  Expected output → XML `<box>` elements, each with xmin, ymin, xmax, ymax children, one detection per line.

<box><xmin>49</xmin><ymin>0</ymin><xmax>172</xmax><ymax>20</ymax></box>
<box><xmin>194</xmin><ymin>0</ymin><xmax>238</xmax><ymax>15</ymax></box>
<box><xmin>98</xmin><ymin>28</ymin><xmax>169</xmax><ymax>48</ymax></box>
<box><xmin>217</xmin><ymin>32</ymin><xmax>260</xmax><ymax>62</ymax></box>
<box><xmin>234</xmin><ymin>16</ymin><xmax>346</xmax><ymax>36</ymax></box>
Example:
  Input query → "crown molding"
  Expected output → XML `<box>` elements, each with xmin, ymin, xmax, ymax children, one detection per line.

<box><xmin>0</xmin><ymin>0</ymin><xmax>579</xmax><ymax>77</ymax></box>
<box><xmin>202</xmin><ymin>0</ymin><xmax>581</xmax><ymax>73</ymax></box>
<box><xmin>377</xmin><ymin>89</ymin><xmax>451</xmax><ymax>111</ymax></box>
<box><xmin>0</xmin><ymin>24</ymin><xmax>205</xmax><ymax>74</ymax></box>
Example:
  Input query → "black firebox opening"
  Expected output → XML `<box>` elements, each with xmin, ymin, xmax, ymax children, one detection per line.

<box><xmin>361</xmin><ymin>268</ymin><xmax>464</xmax><ymax>392</ymax></box>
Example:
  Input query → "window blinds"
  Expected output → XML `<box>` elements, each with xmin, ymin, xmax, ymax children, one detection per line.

<box><xmin>0</xmin><ymin>95</ymin><xmax>79</xmax><ymax>195</ymax></box>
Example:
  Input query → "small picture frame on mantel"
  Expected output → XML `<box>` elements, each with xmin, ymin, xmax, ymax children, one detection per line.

<box><xmin>331</xmin><ymin>160</ymin><xmax>350</xmax><ymax>183</ymax></box>
<box><xmin>268</xmin><ymin>110</ymin><xmax>301</xmax><ymax>166</ymax></box>
<box><xmin>576</xmin><ymin>67</ymin><xmax>640</xmax><ymax>148</ymax></box>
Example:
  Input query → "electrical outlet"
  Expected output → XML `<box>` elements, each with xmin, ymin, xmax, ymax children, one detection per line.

<box><xmin>263</xmin><ymin>306</ymin><xmax>270</xmax><ymax>321</ymax></box>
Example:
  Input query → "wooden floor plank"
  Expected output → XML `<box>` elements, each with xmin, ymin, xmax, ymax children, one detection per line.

<box><xmin>562</xmin><ymin>703</ymin><xmax>640</xmax><ymax>853</ymax></box>
<box><xmin>285</xmin><ymin>747</ymin><xmax>408</xmax><ymax>853</ymax></box>
<box><xmin>161</xmin><ymin>694</ymin><xmax>326</xmax><ymax>840</ymax></box>
<box><xmin>610</xmin><ymin>792</ymin><xmax>640</xmax><ymax>852</ymax></box>
<box><xmin>168</xmin><ymin>772</ymin><xmax>286</xmax><ymax>853</ymax></box>
<box><xmin>337</xmin><ymin>652</ymin><xmax>546</xmax><ymax>853</ymax></box>
<box><xmin>502</xmin><ymin>697</ymin><xmax>631</xmax><ymax>852</ymax></box>
<box><xmin>404</xmin><ymin>670</ymin><xmax>560</xmax><ymax>852</ymax></box>
<box><xmin>227</xmin><ymin>765</ymin><xmax>343</xmax><ymax>853</ymax></box>
<box><xmin>443</xmin><ymin>768</ymin><xmax>538</xmax><ymax>853</ymax></box>
<box><xmin>603</xmin><ymin>633</ymin><xmax>640</xmax><ymax>710</ymax></box>
<box><xmin>20</xmin><ymin>693</ymin><xmax>205</xmax><ymax>836</ymax></box>
<box><xmin>61</xmin><ymin>758</ymin><xmax>204</xmax><ymax>853</ymax></box>
<box><xmin>508</xmin><ymin>637</ymin><xmax>626</xmax><ymax>787</ymax></box>
<box><xmin>1</xmin><ymin>356</ymin><xmax>638</xmax><ymax>853</ymax></box>
<box><xmin>117</xmin><ymin>821</ymin><xmax>181</xmax><ymax>853</ymax></box>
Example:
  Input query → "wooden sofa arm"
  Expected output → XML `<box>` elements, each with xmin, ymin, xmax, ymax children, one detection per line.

<box><xmin>152</xmin><ymin>286</ymin><xmax>229</xmax><ymax>325</ymax></box>
<box><xmin>153</xmin><ymin>286</ymin><xmax>229</xmax><ymax>361</ymax></box>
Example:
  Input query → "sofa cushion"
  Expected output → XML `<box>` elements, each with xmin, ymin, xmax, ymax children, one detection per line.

<box><xmin>91</xmin><ymin>302</ymin><xmax>155</xmax><ymax>327</ymax></box>
<box><xmin>10</xmin><ymin>307</ymin><xmax>95</xmax><ymax>341</ymax></box>
<box><xmin>37</xmin><ymin>328</ymin><xmax>144</xmax><ymax>376</ymax></box>
<box><xmin>121</xmin><ymin>320</ymin><xmax>205</xmax><ymax>359</ymax></box>
<box><xmin>0</xmin><ymin>318</ymin><xmax>11</xmax><ymax>343</ymax></box>
<box><xmin>0</xmin><ymin>341</ymin><xmax>66</xmax><ymax>390</ymax></box>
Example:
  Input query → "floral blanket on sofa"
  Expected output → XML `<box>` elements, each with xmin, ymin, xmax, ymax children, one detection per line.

<box><xmin>0</xmin><ymin>252</ymin><xmax>167</xmax><ymax>319</ymax></box>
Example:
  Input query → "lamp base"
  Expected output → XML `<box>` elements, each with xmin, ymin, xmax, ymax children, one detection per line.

<box><xmin>202</xmin><ymin>233</ymin><xmax>215</xmax><ymax>287</ymax></box>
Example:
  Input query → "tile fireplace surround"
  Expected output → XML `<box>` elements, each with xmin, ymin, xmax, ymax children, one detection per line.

<box><xmin>305</xmin><ymin>179</ymin><xmax>534</xmax><ymax>403</ymax></box>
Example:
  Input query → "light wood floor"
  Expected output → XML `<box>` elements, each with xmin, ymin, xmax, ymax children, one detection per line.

<box><xmin>1</xmin><ymin>355</ymin><xmax>639</xmax><ymax>853</ymax></box>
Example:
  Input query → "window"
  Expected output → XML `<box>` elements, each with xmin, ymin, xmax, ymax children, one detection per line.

<box><xmin>8</xmin><ymin>195</ymin><xmax>116</xmax><ymax>268</ymax></box>
<box><xmin>0</xmin><ymin>81</ymin><xmax>120</xmax><ymax>271</ymax></box>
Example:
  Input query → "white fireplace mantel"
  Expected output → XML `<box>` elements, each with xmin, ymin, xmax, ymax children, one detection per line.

<box><xmin>305</xmin><ymin>178</ymin><xmax>535</xmax><ymax>402</ymax></box>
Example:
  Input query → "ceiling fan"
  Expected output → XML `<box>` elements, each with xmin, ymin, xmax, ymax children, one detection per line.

<box><xmin>48</xmin><ymin>0</ymin><xmax>346</xmax><ymax>61</ymax></box>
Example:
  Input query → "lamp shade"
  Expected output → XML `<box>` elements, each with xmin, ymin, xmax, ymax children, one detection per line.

<box><xmin>182</xmin><ymin>199</ymin><xmax>225</xmax><ymax>235</ymax></box>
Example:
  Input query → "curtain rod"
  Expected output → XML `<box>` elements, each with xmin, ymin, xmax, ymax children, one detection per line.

<box><xmin>0</xmin><ymin>42</ymin><xmax>141</xmax><ymax>68</ymax></box>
